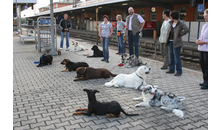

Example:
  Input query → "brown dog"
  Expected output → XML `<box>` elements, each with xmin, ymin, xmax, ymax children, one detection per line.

<box><xmin>74</xmin><ymin>67</ymin><xmax>117</xmax><ymax>81</ymax></box>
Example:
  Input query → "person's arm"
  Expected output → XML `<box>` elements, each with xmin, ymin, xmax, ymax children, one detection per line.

<box><xmin>124</xmin><ymin>20</ymin><xmax>127</xmax><ymax>39</ymax></box>
<box><xmin>107</xmin><ymin>27</ymin><xmax>113</xmax><ymax>38</ymax></box>
<box><xmin>106</xmin><ymin>23</ymin><xmax>113</xmax><ymax>38</ymax></box>
<box><xmin>138</xmin><ymin>15</ymin><xmax>145</xmax><ymax>32</ymax></box>
<box><xmin>68</xmin><ymin>21</ymin><xmax>72</xmax><ymax>30</ymax></box>
<box><xmin>99</xmin><ymin>25</ymin><xmax>103</xmax><ymax>41</ymax></box>
<box><xmin>180</xmin><ymin>22</ymin><xmax>189</xmax><ymax>37</ymax></box>
<box><xmin>59</xmin><ymin>19</ymin><xmax>63</xmax><ymax>30</ymax></box>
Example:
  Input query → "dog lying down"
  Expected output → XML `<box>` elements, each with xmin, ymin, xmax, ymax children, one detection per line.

<box><xmin>37</xmin><ymin>54</ymin><xmax>53</xmax><ymax>67</ymax></box>
<box><xmin>133</xmin><ymin>85</ymin><xmax>186</xmax><ymax>118</ymax></box>
<box><xmin>61</xmin><ymin>59</ymin><xmax>89</xmax><ymax>72</ymax></box>
<box><xmin>73</xmin><ymin>89</ymin><xmax>139</xmax><ymax>118</ymax></box>
<box><xmin>87</xmin><ymin>45</ymin><xmax>103</xmax><ymax>58</ymax></box>
<box><xmin>71</xmin><ymin>41</ymin><xmax>85</xmax><ymax>52</ymax></box>
<box><xmin>74</xmin><ymin>67</ymin><xmax>117</xmax><ymax>81</ymax></box>
<box><xmin>105</xmin><ymin>66</ymin><xmax>150</xmax><ymax>90</ymax></box>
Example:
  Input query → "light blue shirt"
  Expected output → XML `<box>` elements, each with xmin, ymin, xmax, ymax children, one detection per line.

<box><xmin>99</xmin><ymin>22</ymin><xmax>112</xmax><ymax>37</ymax></box>
<box><xmin>117</xmin><ymin>21</ymin><xmax>125</xmax><ymax>33</ymax></box>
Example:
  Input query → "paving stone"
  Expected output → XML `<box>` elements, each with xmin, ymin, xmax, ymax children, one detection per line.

<box><xmin>13</xmin><ymin>34</ymin><xmax>208</xmax><ymax>130</ymax></box>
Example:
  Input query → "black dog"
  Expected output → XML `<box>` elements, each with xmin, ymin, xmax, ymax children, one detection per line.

<box><xmin>37</xmin><ymin>54</ymin><xmax>53</xmax><ymax>67</ymax></box>
<box><xmin>73</xmin><ymin>89</ymin><xmax>139</xmax><ymax>118</ymax></box>
<box><xmin>87</xmin><ymin>45</ymin><xmax>103</xmax><ymax>58</ymax></box>
<box><xmin>61</xmin><ymin>58</ymin><xmax>89</xmax><ymax>72</ymax></box>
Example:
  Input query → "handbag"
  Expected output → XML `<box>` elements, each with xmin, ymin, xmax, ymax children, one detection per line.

<box><xmin>117</xmin><ymin>31</ymin><xmax>121</xmax><ymax>36</ymax></box>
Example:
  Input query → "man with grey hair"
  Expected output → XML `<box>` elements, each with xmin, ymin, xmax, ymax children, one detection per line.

<box><xmin>124</xmin><ymin>7</ymin><xmax>145</xmax><ymax>59</ymax></box>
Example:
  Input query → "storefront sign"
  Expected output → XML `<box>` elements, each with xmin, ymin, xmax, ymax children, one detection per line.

<box><xmin>197</xmin><ymin>4</ymin><xmax>204</xmax><ymax>13</ymax></box>
<box><xmin>143</xmin><ymin>21</ymin><xmax>156</xmax><ymax>29</ymax></box>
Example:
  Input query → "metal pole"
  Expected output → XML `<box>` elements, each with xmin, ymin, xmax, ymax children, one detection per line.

<box><xmin>50</xmin><ymin>0</ymin><xmax>57</xmax><ymax>56</ymax></box>
<box><xmin>96</xmin><ymin>8</ymin><xmax>98</xmax><ymax>45</ymax></box>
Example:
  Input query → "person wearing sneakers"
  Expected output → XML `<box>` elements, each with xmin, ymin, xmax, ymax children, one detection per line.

<box><xmin>59</xmin><ymin>13</ymin><xmax>72</xmax><ymax>51</ymax></box>
<box><xmin>99</xmin><ymin>15</ymin><xmax>113</xmax><ymax>63</ymax></box>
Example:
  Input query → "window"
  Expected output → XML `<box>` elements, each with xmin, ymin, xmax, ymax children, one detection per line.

<box><xmin>194</xmin><ymin>6</ymin><xmax>206</xmax><ymax>21</ymax></box>
<box><xmin>178</xmin><ymin>6</ymin><xmax>186</xmax><ymax>21</ymax></box>
<box><xmin>139</xmin><ymin>9</ymin><xmax>145</xmax><ymax>19</ymax></box>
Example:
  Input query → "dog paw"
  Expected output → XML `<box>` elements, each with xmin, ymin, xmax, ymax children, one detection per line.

<box><xmin>133</xmin><ymin>98</ymin><xmax>140</xmax><ymax>101</ymax></box>
<box><xmin>73</xmin><ymin>112</ymin><xmax>82</xmax><ymax>115</ymax></box>
<box><xmin>135</xmin><ymin>104</ymin><xmax>140</xmax><ymax>107</ymax></box>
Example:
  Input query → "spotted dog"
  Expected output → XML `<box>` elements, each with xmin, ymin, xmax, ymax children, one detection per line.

<box><xmin>133</xmin><ymin>85</ymin><xmax>186</xmax><ymax>118</ymax></box>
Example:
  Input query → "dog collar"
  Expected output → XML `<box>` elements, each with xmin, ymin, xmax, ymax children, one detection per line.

<box><xmin>135</xmin><ymin>72</ymin><xmax>143</xmax><ymax>79</ymax></box>
<box><xmin>82</xmin><ymin>67</ymin><xmax>87</xmax><ymax>74</ymax></box>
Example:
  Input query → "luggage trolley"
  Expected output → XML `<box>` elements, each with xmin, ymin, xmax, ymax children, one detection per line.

<box><xmin>36</xmin><ymin>16</ymin><xmax>57</xmax><ymax>53</ymax></box>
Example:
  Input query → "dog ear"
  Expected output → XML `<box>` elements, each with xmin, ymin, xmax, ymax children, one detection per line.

<box><xmin>83</xmin><ymin>89</ymin><xmax>90</xmax><ymax>92</ymax></box>
<box><xmin>94</xmin><ymin>90</ymin><xmax>99</xmax><ymax>93</ymax></box>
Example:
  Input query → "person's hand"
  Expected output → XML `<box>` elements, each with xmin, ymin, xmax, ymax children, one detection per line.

<box><xmin>196</xmin><ymin>39</ymin><xmax>202</xmax><ymax>45</ymax></box>
<box><xmin>196</xmin><ymin>39</ymin><xmax>200</xmax><ymax>44</ymax></box>
<box><xmin>100</xmin><ymin>37</ymin><xmax>103</xmax><ymax>42</ymax></box>
<box><xmin>123</xmin><ymin>34</ymin><xmax>126</xmax><ymax>39</ymax></box>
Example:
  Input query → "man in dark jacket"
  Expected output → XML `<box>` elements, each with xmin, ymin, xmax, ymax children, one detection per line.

<box><xmin>59</xmin><ymin>13</ymin><xmax>72</xmax><ymax>50</ymax></box>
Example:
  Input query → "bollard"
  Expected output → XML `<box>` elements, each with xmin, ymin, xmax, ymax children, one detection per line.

<box><xmin>153</xmin><ymin>30</ymin><xmax>157</xmax><ymax>59</ymax></box>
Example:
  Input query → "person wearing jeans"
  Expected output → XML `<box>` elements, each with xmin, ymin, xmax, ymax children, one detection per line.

<box><xmin>166</xmin><ymin>11</ymin><xmax>189</xmax><ymax>76</ymax></box>
<box><xmin>59</xmin><ymin>13</ymin><xmax>72</xmax><ymax>50</ymax></box>
<box><xmin>99</xmin><ymin>15</ymin><xmax>113</xmax><ymax>63</ymax></box>
<box><xmin>124</xmin><ymin>7</ymin><xmax>145</xmax><ymax>59</ymax></box>
<box><xmin>60</xmin><ymin>32</ymin><xmax>69</xmax><ymax>50</ymax></box>
<box><xmin>116</xmin><ymin>14</ymin><xmax>126</xmax><ymax>54</ymax></box>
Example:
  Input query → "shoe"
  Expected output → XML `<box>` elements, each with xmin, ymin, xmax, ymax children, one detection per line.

<box><xmin>116</xmin><ymin>52</ymin><xmax>120</xmax><ymax>55</ymax></box>
<box><xmin>201</xmin><ymin>85</ymin><xmax>208</xmax><ymax>90</ymax></box>
<box><xmin>166</xmin><ymin>71</ymin><xmax>175</xmax><ymax>74</ymax></box>
<box><xmin>101</xmin><ymin>59</ymin><xmax>105</xmax><ymax>61</ymax></box>
<box><xmin>118</xmin><ymin>63</ymin><xmax>124</xmax><ymax>67</ymax></box>
<box><xmin>60</xmin><ymin>47</ymin><xmax>63</xmax><ymax>50</ymax></box>
<box><xmin>106</xmin><ymin>61</ymin><xmax>109</xmax><ymax>63</ymax></box>
<box><xmin>199</xmin><ymin>83</ymin><xmax>204</xmax><ymax>86</ymax></box>
<box><xmin>161</xmin><ymin>66</ymin><xmax>168</xmax><ymax>70</ymax></box>
<box><xmin>174</xmin><ymin>73</ymin><xmax>182</xmax><ymax>76</ymax></box>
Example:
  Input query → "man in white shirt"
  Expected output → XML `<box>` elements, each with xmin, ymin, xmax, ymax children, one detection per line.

<box><xmin>124</xmin><ymin>7</ymin><xmax>145</xmax><ymax>59</ymax></box>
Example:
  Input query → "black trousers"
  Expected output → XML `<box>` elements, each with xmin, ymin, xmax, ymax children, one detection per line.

<box><xmin>199</xmin><ymin>51</ymin><xmax>208</xmax><ymax>86</ymax></box>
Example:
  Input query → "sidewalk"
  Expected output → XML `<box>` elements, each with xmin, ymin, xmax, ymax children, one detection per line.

<box><xmin>13</xmin><ymin>33</ymin><xmax>207</xmax><ymax>130</ymax></box>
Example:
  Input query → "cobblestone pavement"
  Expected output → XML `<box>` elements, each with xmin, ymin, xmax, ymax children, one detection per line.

<box><xmin>13</xmin><ymin>34</ymin><xmax>208</xmax><ymax>130</ymax></box>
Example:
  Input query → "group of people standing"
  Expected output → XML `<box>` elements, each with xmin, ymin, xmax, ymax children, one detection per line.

<box><xmin>59</xmin><ymin>7</ymin><xmax>208</xmax><ymax>90</ymax></box>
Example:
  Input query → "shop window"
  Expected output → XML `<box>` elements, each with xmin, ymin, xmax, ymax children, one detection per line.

<box><xmin>139</xmin><ymin>9</ymin><xmax>145</xmax><ymax>19</ymax></box>
<box><xmin>194</xmin><ymin>6</ymin><xmax>206</xmax><ymax>21</ymax></box>
<box><xmin>178</xmin><ymin>6</ymin><xmax>186</xmax><ymax>21</ymax></box>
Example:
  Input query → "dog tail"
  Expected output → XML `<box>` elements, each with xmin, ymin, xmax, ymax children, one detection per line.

<box><xmin>110</xmin><ymin>72</ymin><xmax>117</xmax><ymax>77</ymax></box>
<box><xmin>172</xmin><ymin>109</ymin><xmax>184</xmax><ymax>118</ymax></box>
<box><xmin>121</xmin><ymin>109</ymin><xmax>139</xmax><ymax>116</ymax></box>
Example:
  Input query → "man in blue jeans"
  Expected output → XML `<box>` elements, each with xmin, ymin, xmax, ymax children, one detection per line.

<box><xmin>124</xmin><ymin>7</ymin><xmax>145</xmax><ymax>59</ymax></box>
<box><xmin>59</xmin><ymin>14</ymin><xmax>72</xmax><ymax>51</ymax></box>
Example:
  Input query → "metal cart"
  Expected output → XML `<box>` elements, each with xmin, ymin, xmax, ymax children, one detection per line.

<box><xmin>35</xmin><ymin>16</ymin><xmax>57</xmax><ymax>53</ymax></box>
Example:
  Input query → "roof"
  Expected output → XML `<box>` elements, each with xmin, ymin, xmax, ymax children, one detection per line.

<box><xmin>13</xmin><ymin>0</ymin><xmax>37</xmax><ymax>3</ymax></box>
<box><xmin>27</xmin><ymin>0</ymin><xmax>129</xmax><ymax>18</ymax></box>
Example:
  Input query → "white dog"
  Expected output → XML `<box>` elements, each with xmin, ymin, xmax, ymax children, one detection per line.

<box><xmin>71</xmin><ymin>41</ymin><xmax>85</xmax><ymax>52</ymax></box>
<box><xmin>133</xmin><ymin>85</ymin><xmax>185</xmax><ymax>118</ymax></box>
<box><xmin>104</xmin><ymin>66</ymin><xmax>151</xmax><ymax>90</ymax></box>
